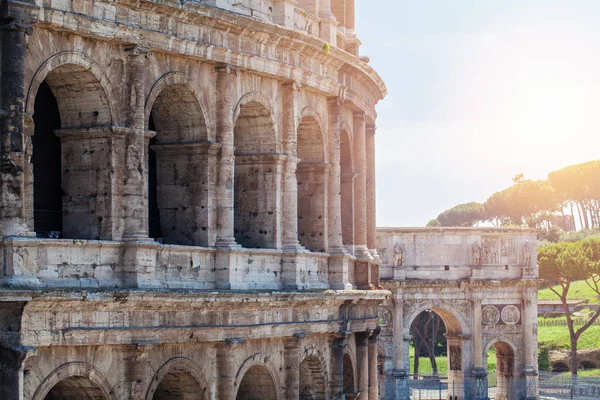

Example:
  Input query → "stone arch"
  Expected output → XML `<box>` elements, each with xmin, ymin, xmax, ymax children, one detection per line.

<box><xmin>32</xmin><ymin>362</ymin><xmax>115</xmax><ymax>400</ymax></box>
<box><xmin>297</xmin><ymin>113</ymin><xmax>328</xmax><ymax>252</ymax></box>
<box><xmin>234</xmin><ymin>354</ymin><xmax>282</xmax><ymax>400</ymax></box>
<box><xmin>26</xmin><ymin>52</ymin><xmax>116</xmax><ymax>128</ymax></box>
<box><xmin>145</xmin><ymin>72</ymin><xmax>212</xmax><ymax>139</ymax></box>
<box><xmin>233</xmin><ymin>94</ymin><xmax>280</xmax><ymax>249</ymax></box>
<box><xmin>146</xmin><ymin>75</ymin><xmax>213</xmax><ymax>245</ymax></box>
<box><xmin>483</xmin><ymin>339</ymin><xmax>518</xmax><ymax>400</ymax></box>
<box><xmin>299</xmin><ymin>354</ymin><xmax>327</xmax><ymax>399</ymax></box>
<box><xmin>28</xmin><ymin>53</ymin><xmax>118</xmax><ymax>240</ymax></box>
<box><xmin>299</xmin><ymin>106</ymin><xmax>327</xmax><ymax>156</ymax></box>
<box><xmin>404</xmin><ymin>301</ymin><xmax>468</xmax><ymax>336</ymax></box>
<box><xmin>233</xmin><ymin>93</ymin><xmax>278</xmax><ymax>153</ymax></box>
<box><xmin>342</xmin><ymin>349</ymin><xmax>357</xmax><ymax>395</ymax></box>
<box><xmin>146</xmin><ymin>357</ymin><xmax>210</xmax><ymax>400</ymax></box>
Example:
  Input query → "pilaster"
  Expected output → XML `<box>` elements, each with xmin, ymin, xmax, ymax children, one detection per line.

<box><xmin>0</xmin><ymin>19</ymin><xmax>33</xmax><ymax>236</ymax></box>
<box><xmin>214</xmin><ymin>63</ymin><xmax>239</xmax><ymax>249</ymax></box>
<box><xmin>368</xmin><ymin>329</ymin><xmax>380</xmax><ymax>400</ymax></box>
<box><xmin>329</xmin><ymin>331</ymin><xmax>349</xmax><ymax>400</ymax></box>
<box><xmin>217</xmin><ymin>338</ymin><xmax>245</xmax><ymax>400</ymax></box>
<box><xmin>283</xmin><ymin>333</ymin><xmax>308</xmax><ymax>399</ymax></box>
<box><xmin>355</xmin><ymin>331</ymin><xmax>370</xmax><ymax>398</ymax></box>
<box><xmin>122</xmin><ymin>45</ymin><xmax>152</xmax><ymax>242</ymax></box>
<box><xmin>327</xmin><ymin>96</ymin><xmax>351</xmax><ymax>290</ymax></box>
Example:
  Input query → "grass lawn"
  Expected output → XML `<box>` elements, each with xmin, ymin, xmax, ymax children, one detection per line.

<box><xmin>538</xmin><ymin>280</ymin><xmax>600</xmax><ymax>305</ymax></box>
<box><xmin>538</xmin><ymin>316</ymin><xmax>600</xmax><ymax>351</ymax></box>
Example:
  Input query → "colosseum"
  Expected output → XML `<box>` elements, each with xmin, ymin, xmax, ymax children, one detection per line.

<box><xmin>0</xmin><ymin>0</ymin><xmax>389</xmax><ymax>399</ymax></box>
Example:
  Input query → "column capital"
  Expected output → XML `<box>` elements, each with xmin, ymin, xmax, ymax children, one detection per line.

<box><xmin>124</xmin><ymin>44</ymin><xmax>152</xmax><ymax>57</ymax></box>
<box><xmin>0</xmin><ymin>20</ymin><xmax>33</xmax><ymax>35</ymax></box>
<box><xmin>215</xmin><ymin>63</ymin><xmax>237</xmax><ymax>75</ymax></box>
<box><xmin>327</xmin><ymin>96</ymin><xmax>341</xmax><ymax>108</ymax></box>
<box><xmin>368</xmin><ymin>327</ymin><xmax>381</xmax><ymax>343</ymax></box>
<box><xmin>355</xmin><ymin>330</ymin><xmax>372</xmax><ymax>345</ymax></box>
<box><xmin>284</xmin><ymin>332</ymin><xmax>309</xmax><ymax>348</ymax></box>
<box><xmin>353</xmin><ymin>110</ymin><xmax>366</xmax><ymax>123</ymax></box>
<box><xmin>281</xmin><ymin>81</ymin><xmax>300</xmax><ymax>92</ymax></box>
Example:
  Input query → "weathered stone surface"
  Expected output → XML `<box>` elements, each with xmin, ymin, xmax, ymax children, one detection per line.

<box><xmin>0</xmin><ymin>0</ymin><xmax>386</xmax><ymax>398</ymax></box>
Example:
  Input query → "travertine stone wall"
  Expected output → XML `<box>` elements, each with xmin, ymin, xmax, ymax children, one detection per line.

<box><xmin>0</xmin><ymin>0</ymin><xmax>386</xmax><ymax>398</ymax></box>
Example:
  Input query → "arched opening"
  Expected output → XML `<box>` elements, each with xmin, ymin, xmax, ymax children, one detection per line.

<box><xmin>236</xmin><ymin>365</ymin><xmax>277</xmax><ymax>400</ymax></box>
<box><xmin>580</xmin><ymin>361</ymin><xmax>597</xmax><ymax>370</ymax></box>
<box><xmin>233</xmin><ymin>101</ymin><xmax>279</xmax><ymax>249</ymax></box>
<box><xmin>406</xmin><ymin>306</ymin><xmax>464</xmax><ymax>400</ymax></box>
<box><xmin>343</xmin><ymin>353</ymin><xmax>356</xmax><ymax>397</ymax></box>
<box><xmin>148</xmin><ymin>84</ymin><xmax>210</xmax><ymax>246</ymax></box>
<box><xmin>339</xmin><ymin>130</ymin><xmax>354</xmax><ymax>252</ymax></box>
<box><xmin>32</xmin><ymin>81</ymin><xmax>62</xmax><ymax>237</ymax></box>
<box><xmin>32</xmin><ymin>64</ymin><xmax>113</xmax><ymax>240</ymax></box>
<box><xmin>152</xmin><ymin>369</ymin><xmax>207</xmax><ymax>400</ymax></box>
<box><xmin>299</xmin><ymin>355</ymin><xmax>327</xmax><ymax>399</ymax></box>
<box><xmin>44</xmin><ymin>376</ymin><xmax>107</xmax><ymax>400</ymax></box>
<box><xmin>551</xmin><ymin>362</ymin><xmax>569</xmax><ymax>373</ymax></box>
<box><xmin>486</xmin><ymin>341</ymin><xmax>515</xmax><ymax>400</ymax></box>
<box><xmin>297</xmin><ymin>116</ymin><xmax>327</xmax><ymax>252</ymax></box>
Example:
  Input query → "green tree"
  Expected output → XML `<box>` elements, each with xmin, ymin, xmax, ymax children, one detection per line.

<box><xmin>538</xmin><ymin>238</ymin><xmax>600</xmax><ymax>377</ymax></box>
<box><xmin>434</xmin><ymin>202</ymin><xmax>484</xmax><ymax>227</ymax></box>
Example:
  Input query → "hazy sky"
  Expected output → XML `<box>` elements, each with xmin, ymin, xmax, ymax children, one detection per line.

<box><xmin>356</xmin><ymin>1</ymin><xmax>600</xmax><ymax>227</ymax></box>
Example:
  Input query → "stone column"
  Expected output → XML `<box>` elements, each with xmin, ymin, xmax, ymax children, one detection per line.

<box><xmin>214</xmin><ymin>64</ymin><xmax>238</xmax><ymax>248</ymax></box>
<box><xmin>366</xmin><ymin>123</ymin><xmax>377</xmax><ymax>259</ymax></box>
<box><xmin>284</xmin><ymin>333</ymin><xmax>308</xmax><ymax>399</ymax></box>
<box><xmin>0</xmin><ymin>19</ymin><xmax>33</xmax><ymax>236</ymax></box>
<box><xmin>522</xmin><ymin>288</ymin><xmax>538</xmax><ymax>400</ymax></box>
<box><xmin>471</xmin><ymin>297</ymin><xmax>487</xmax><ymax>400</ymax></box>
<box><xmin>122</xmin><ymin>45</ymin><xmax>151</xmax><ymax>242</ymax></box>
<box><xmin>393</xmin><ymin>295</ymin><xmax>409</xmax><ymax>400</ymax></box>
<box><xmin>345</xmin><ymin>0</ymin><xmax>355</xmax><ymax>32</ymax></box>
<box><xmin>327</xmin><ymin>97</ymin><xmax>351</xmax><ymax>290</ymax></box>
<box><xmin>217</xmin><ymin>339</ymin><xmax>243</xmax><ymax>400</ymax></box>
<box><xmin>281</xmin><ymin>82</ymin><xmax>302</xmax><ymax>251</ymax></box>
<box><xmin>330</xmin><ymin>333</ymin><xmax>347</xmax><ymax>400</ymax></box>
<box><xmin>368</xmin><ymin>329</ymin><xmax>380</xmax><ymax>400</ymax></box>
<box><xmin>356</xmin><ymin>331</ymin><xmax>370</xmax><ymax>399</ymax></box>
<box><xmin>352</xmin><ymin>112</ymin><xmax>371</xmax><ymax>260</ymax></box>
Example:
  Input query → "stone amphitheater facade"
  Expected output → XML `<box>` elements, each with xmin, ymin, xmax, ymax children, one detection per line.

<box><xmin>0</xmin><ymin>0</ymin><xmax>388</xmax><ymax>399</ymax></box>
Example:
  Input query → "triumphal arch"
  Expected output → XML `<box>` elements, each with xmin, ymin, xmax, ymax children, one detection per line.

<box><xmin>0</xmin><ymin>0</ymin><xmax>389</xmax><ymax>399</ymax></box>
<box><xmin>376</xmin><ymin>228</ymin><xmax>540</xmax><ymax>400</ymax></box>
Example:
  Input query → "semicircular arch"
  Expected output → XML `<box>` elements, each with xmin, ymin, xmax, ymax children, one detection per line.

<box><xmin>26</xmin><ymin>52</ymin><xmax>117</xmax><ymax>126</ymax></box>
<box><xmin>482</xmin><ymin>336</ymin><xmax>519</xmax><ymax>357</ymax></box>
<box><xmin>146</xmin><ymin>357</ymin><xmax>211</xmax><ymax>400</ymax></box>
<box><xmin>404</xmin><ymin>300</ymin><xmax>469</xmax><ymax>336</ymax></box>
<box><xmin>145</xmin><ymin>72</ymin><xmax>212</xmax><ymax>139</ymax></box>
<box><xmin>234</xmin><ymin>353</ymin><xmax>283</xmax><ymax>400</ymax></box>
<box><xmin>32</xmin><ymin>361</ymin><xmax>115</xmax><ymax>400</ymax></box>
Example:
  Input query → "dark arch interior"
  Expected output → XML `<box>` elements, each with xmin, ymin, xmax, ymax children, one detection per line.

<box><xmin>148</xmin><ymin>114</ymin><xmax>162</xmax><ymax>240</ymax></box>
<box><xmin>343</xmin><ymin>353</ymin><xmax>355</xmax><ymax>394</ymax></box>
<box><xmin>147</xmin><ymin>85</ymin><xmax>208</xmax><ymax>245</ymax></box>
<box><xmin>153</xmin><ymin>369</ymin><xmax>206</xmax><ymax>400</ymax></box>
<box><xmin>297</xmin><ymin>116</ymin><xmax>327</xmax><ymax>252</ymax></box>
<box><xmin>299</xmin><ymin>356</ymin><xmax>327</xmax><ymax>400</ymax></box>
<box><xmin>409</xmin><ymin>310</ymin><xmax>448</xmax><ymax>375</ymax></box>
<box><xmin>233</xmin><ymin>101</ymin><xmax>277</xmax><ymax>249</ymax></box>
<box><xmin>33</xmin><ymin>80</ymin><xmax>62</xmax><ymax>237</ymax></box>
<box><xmin>580</xmin><ymin>361</ymin><xmax>597</xmax><ymax>370</ymax></box>
<box><xmin>551</xmin><ymin>362</ymin><xmax>570</xmax><ymax>373</ymax></box>
<box><xmin>44</xmin><ymin>376</ymin><xmax>106</xmax><ymax>400</ymax></box>
<box><xmin>236</xmin><ymin>365</ymin><xmax>277</xmax><ymax>400</ymax></box>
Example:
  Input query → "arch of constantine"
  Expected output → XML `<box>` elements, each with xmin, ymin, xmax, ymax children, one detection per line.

<box><xmin>376</xmin><ymin>228</ymin><xmax>540</xmax><ymax>400</ymax></box>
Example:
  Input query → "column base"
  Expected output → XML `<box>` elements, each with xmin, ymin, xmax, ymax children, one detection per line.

<box><xmin>472</xmin><ymin>367</ymin><xmax>488</xmax><ymax>400</ymax></box>
<box><xmin>522</xmin><ymin>366</ymin><xmax>539</xmax><ymax>400</ymax></box>
<box><xmin>354</xmin><ymin>245</ymin><xmax>373</xmax><ymax>260</ymax></box>
<box><xmin>328</xmin><ymin>248</ymin><xmax>353</xmax><ymax>290</ymax></box>
<box><xmin>394</xmin><ymin>369</ymin><xmax>410</xmax><ymax>400</ymax></box>
<box><xmin>215</xmin><ymin>237</ymin><xmax>242</xmax><ymax>249</ymax></box>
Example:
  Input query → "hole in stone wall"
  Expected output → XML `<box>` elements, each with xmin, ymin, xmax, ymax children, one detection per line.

<box><xmin>33</xmin><ymin>80</ymin><xmax>63</xmax><ymax>237</ymax></box>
